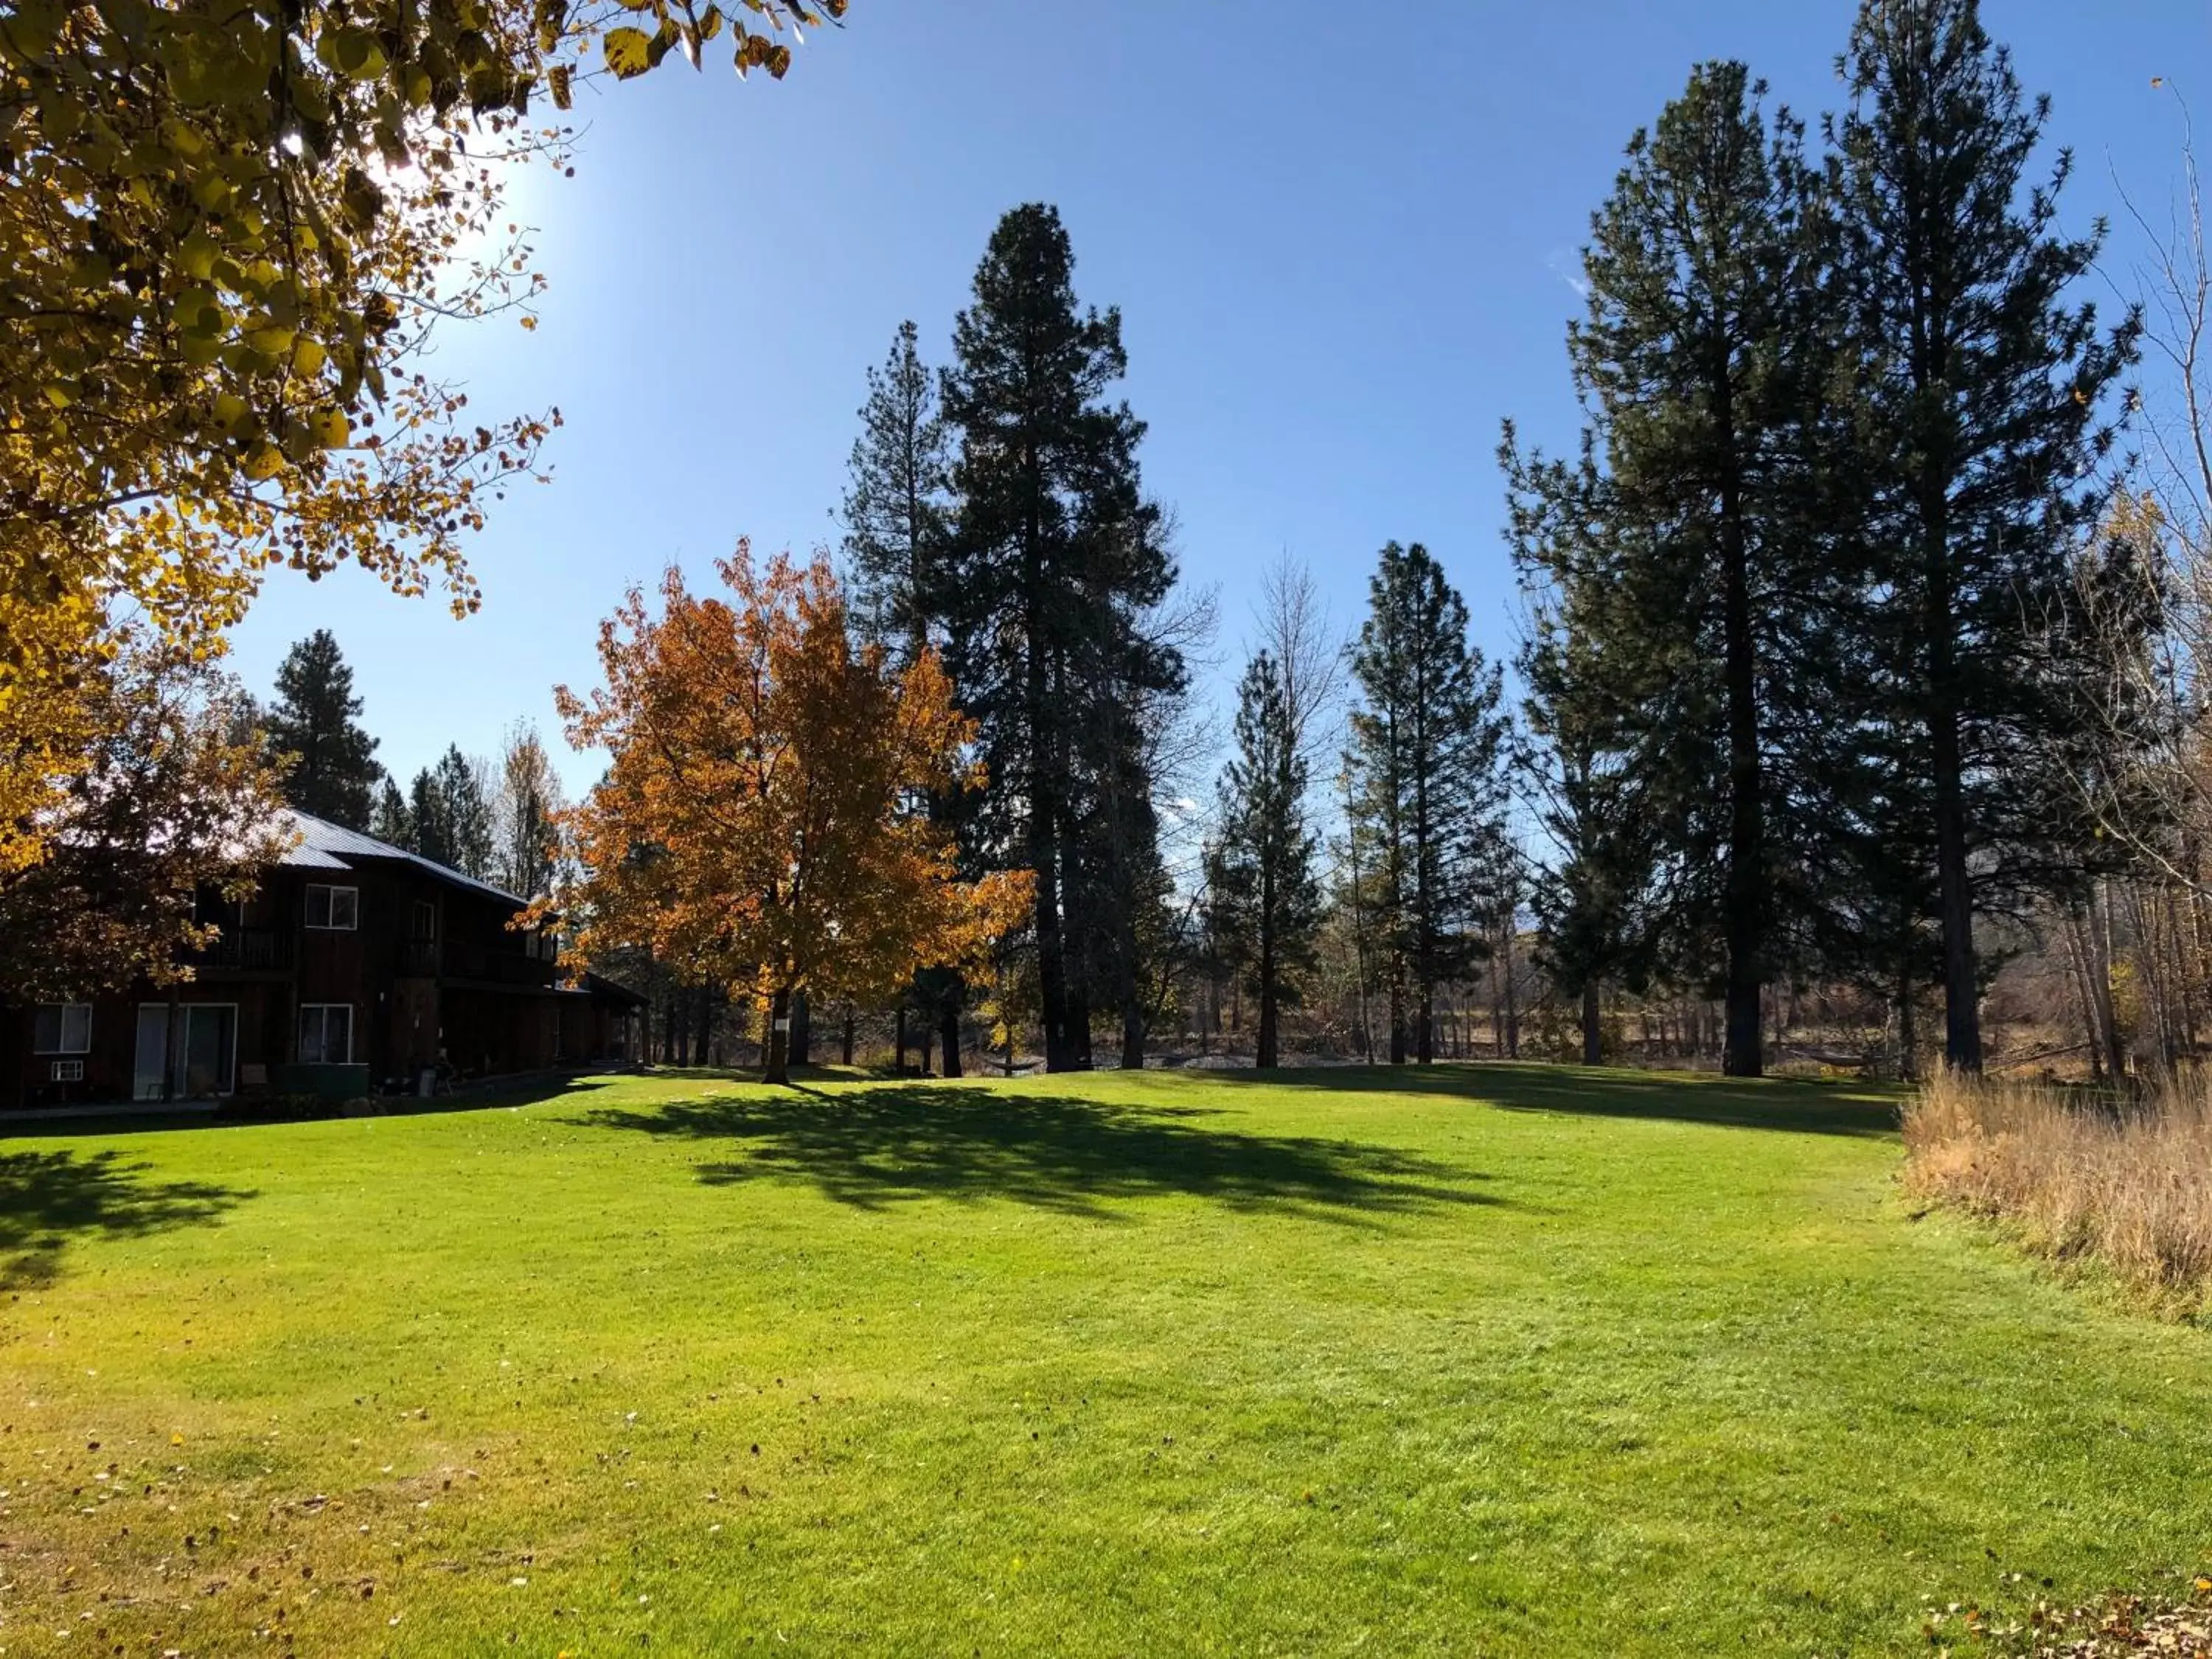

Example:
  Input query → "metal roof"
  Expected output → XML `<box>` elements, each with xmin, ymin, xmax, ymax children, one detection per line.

<box><xmin>276</xmin><ymin>810</ymin><xmax>529</xmax><ymax>908</ymax></box>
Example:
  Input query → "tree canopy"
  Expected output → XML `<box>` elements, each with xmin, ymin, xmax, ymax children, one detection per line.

<box><xmin>548</xmin><ymin>546</ymin><xmax>1029</xmax><ymax>1084</ymax></box>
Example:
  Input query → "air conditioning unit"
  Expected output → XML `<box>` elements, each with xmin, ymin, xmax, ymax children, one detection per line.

<box><xmin>50</xmin><ymin>1059</ymin><xmax>84</xmax><ymax>1082</ymax></box>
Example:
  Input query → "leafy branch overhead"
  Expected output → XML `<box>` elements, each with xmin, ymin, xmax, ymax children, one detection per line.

<box><xmin>0</xmin><ymin>0</ymin><xmax>846</xmax><ymax>880</ymax></box>
<box><xmin>597</xmin><ymin>0</ymin><xmax>844</xmax><ymax>88</ymax></box>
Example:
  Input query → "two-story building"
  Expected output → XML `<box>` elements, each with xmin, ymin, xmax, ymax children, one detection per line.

<box><xmin>4</xmin><ymin>811</ymin><xmax>644</xmax><ymax>1110</ymax></box>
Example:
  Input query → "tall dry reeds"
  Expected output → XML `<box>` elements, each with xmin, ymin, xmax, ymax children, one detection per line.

<box><xmin>1902</xmin><ymin>1071</ymin><xmax>2212</xmax><ymax>1315</ymax></box>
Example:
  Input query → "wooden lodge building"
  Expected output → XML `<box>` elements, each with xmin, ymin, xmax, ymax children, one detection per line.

<box><xmin>4</xmin><ymin>812</ymin><xmax>645</xmax><ymax>1110</ymax></box>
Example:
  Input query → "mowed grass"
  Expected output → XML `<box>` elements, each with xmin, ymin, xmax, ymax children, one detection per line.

<box><xmin>2</xmin><ymin>1065</ymin><xmax>2210</xmax><ymax>1656</ymax></box>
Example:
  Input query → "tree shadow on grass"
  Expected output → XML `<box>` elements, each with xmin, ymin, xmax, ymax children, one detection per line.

<box><xmin>1186</xmin><ymin>1061</ymin><xmax>1902</xmax><ymax>1138</ymax></box>
<box><xmin>577</xmin><ymin>1084</ymin><xmax>1505</xmax><ymax>1224</ymax></box>
<box><xmin>0</xmin><ymin>1150</ymin><xmax>250</xmax><ymax>1290</ymax></box>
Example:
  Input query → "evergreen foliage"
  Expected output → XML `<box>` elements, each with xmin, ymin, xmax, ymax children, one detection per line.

<box><xmin>1346</xmin><ymin>543</ymin><xmax>1510</xmax><ymax>1065</ymax></box>
<box><xmin>264</xmin><ymin>629</ymin><xmax>383</xmax><ymax>830</ymax></box>
<box><xmin>1207</xmin><ymin>649</ymin><xmax>1323</xmax><ymax>1068</ymax></box>
<box><xmin>1829</xmin><ymin>0</ymin><xmax>2140</xmax><ymax>1069</ymax></box>
<box><xmin>840</xmin><ymin>320</ymin><xmax>951</xmax><ymax>666</ymax></box>
<box><xmin>938</xmin><ymin>204</ymin><xmax>1185</xmax><ymax>1072</ymax></box>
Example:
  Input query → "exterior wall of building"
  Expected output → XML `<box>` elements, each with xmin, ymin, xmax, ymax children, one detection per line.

<box><xmin>0</xmin><ymin>844</ymin><xmax>625</xmax><ymax>1110</ymax></box>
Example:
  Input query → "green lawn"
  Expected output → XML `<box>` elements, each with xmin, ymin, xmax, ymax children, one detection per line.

<box><xmin>2</xmin><ymin>1064</ymin><xmax>2208</xmax><ymax>1656</ymax></box>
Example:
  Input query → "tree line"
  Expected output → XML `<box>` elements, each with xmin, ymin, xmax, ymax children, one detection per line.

<box><xmin>7</xmin><ymin>0</ymin><xmax>2190</xmax><ymax>1087</ymax></box>
<box><xmin>237</xmin><ymin>627</ymin><xmax>568</xmax><ymax>902</ymax></box>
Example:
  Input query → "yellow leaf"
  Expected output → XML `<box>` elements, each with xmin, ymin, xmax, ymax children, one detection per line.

<box><xmin>243</xmin><ymin>442</ymin><xmax>287</xmax><ymax>481</ymax></box>
<box><xmin>604</xmin><ymin>27</ymin><xmax>653</xmax><ymax>79</ymax></box>
<box><xmin>308</xmin><ymin>409</ymin><xmax>351</xmax><ymax>448</ymax></box>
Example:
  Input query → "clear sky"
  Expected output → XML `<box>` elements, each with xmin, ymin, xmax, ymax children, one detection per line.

<box><xmin>226</xmin><ymin>0</ymin><xmax>2212</xmax><ymax>799</ymax></box>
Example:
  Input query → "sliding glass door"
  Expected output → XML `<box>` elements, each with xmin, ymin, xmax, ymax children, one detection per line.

<box><xmin>133</xmin><ymin>1004</ymin><xmax>238</xmax><ymax>1100</ymax></box>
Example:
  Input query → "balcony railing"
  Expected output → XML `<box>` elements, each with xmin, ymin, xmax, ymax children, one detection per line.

<box><xmin>187</xmin><ymin>927</ymin><xmax>291</xmax><ymax>971</ymax></box>
<box><xmin>401</xmin><ymin>937</ymin><xmax>554</xmax><ymax>987</ymax></box>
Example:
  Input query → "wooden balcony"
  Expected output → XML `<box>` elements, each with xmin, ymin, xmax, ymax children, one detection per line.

<box><xmin>187</xmin><ymin>927</ymin><xmax>291</xmax><ymax>972</ymax></box>
<box><xmin>400</xmin><ymin>937</ymin><xmax>556</xmax><ymax>988</ymax></box>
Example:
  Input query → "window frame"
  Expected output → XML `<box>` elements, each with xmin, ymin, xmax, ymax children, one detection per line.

<box><xmin>304</xmin><ymin>883</ymin><xmax>360</xmax><ymax>931</ymax></box>
<box><xmin>298</xmin><ymin>1002</ymin><xmax>355</xmax><ymax>1065</ymax></box>
<box><xmin>32</xmin><ymin>1003</ymin><xmax>93</xmax><ymax>1055</ymax></box>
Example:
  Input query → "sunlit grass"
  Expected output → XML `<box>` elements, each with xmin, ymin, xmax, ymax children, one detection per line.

<box><xmin>1</xmin><ymin>1064</ymin><xmax>2208</xmax><ymax>1655</ymax></box>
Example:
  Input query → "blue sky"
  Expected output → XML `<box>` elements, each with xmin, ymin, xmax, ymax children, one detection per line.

<box><xmin>228</xmin><ymin>0</ymin><xmax>2212</xmax><ymax>798</ymax></box>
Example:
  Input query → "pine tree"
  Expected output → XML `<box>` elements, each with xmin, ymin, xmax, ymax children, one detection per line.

<box><xmin>1554</xmin><ymin>60</ymin><xmax>1842</xmax><ymax>1077</ymax></box>
<box><xmin>1346</xmin><ymin>543</ymin><xmax>1509</xmax><ymax>1064</ymax></box>
<box><xmin>371</xmin><ymin>776</ymin><xmax>411</xmax><ymax>847</ymax></box>
<box><xmin>841</xmin><ymin>321</ymin><xmax>959</xmax><ymax>1064</ymax></box>
<box><xmin>437</xmin><ymin>745</ymin><xmax>495</xmax><ymax>880</ymax></box>
<box><xmin>406</xmin><ymin>768</ymin><xmax>451</xmax><ymax>866</ymax></box>
<box><xmin>1510</xmin><ymin>584</ymin><xmax>1663</xmax><ymax>1067</ymax></box>
<box><xmin>1207</xmin><ymin>649</ymin><xmax>1322</xmax><ymax>1068</ymax></box>
<box><xmin>1832</xmin><ymin>0</ymin><xmax>2139</xmax><ymax>1070</ymax></box>
<box><xmin>939</xmin><ymin>204</ymin><xmax>1183</xmax><ymax>1072</ymax></box>
<box><xmin>265</xmin><ymin>629</ymin><xmax>382</xmax><ymax>830</ymax></box>
<box><xmin>841</xmin><ymin>319</ymin><xmax>951</xmax><ymax>667</ymax></box>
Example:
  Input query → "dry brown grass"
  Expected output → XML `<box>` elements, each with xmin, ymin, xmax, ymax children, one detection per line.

<box><xmin>1902</xmin><ymin>1070</ymin><xmax>2212</xmax><ymax>1316</ymax></box>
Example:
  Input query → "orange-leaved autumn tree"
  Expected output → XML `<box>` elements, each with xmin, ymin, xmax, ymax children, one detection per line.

<box><xmin>547</xmin><ymin>544</ymin><xmax>1030</xmax><ymax>1084</ymax></box>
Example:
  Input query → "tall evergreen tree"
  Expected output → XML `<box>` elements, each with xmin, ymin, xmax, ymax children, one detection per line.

<box><xmin>1555</xmin><ymin>61</ymin><xmax>1840</xmax><ymax>1077</ymax></box>
<box><xmin>406</xmin><ymin>767</ymin><xmax>451</xmax><ymax>866</ymax></box>
<box><xmin>1207</xmin><ymin>649</ymin><xmax>1323</xmax><ymax>1068</ymax></box>
<box><xmin>371</xmin><ymin>776</ymin><xmax>411</xmax><ymax>847</ymax></box>
<box><xmin>841</xmin><ymin>319</ymin><xmax>952</xmax><ymax>667</ymax></box>
<box><xmin>1346</xmin><ymin>543</ymin><xmax>1509</xmax><ymax>1064</ymax></box>
<box><xmin>1509</xmin><ymin>581</ymin><xmax>1663</xmax><ymax>1067</ymax></box>
<box><xmin>939</xmin><ymin>204</ymin><xmax>1183</xmax><ymax>1072</ymax></box>
<box><xmin>265</xmin><ymin>629</ymin><xmax>382</xmax><ymax>830</ymax></box>
<box><xmin>1832</xmin><ymin>0</ymin><xmax>2139</xmax><ymax>1070</ymax></box>
<box><xmin>436</xmin><ymin>745</ymin><xmax>495</xmax><ymax>880</ymax></box>
<box><xmin>841</xmin><ymin>321</ymin><xmax>959</xmax><ymax>1067</ymax></box>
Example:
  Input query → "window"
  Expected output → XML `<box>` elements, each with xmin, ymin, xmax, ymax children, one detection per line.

<box><xmin>299</xmin><ymin>1003</ymin><xmax>355</xmax><ymax>1065</ymax></box>
<box><xmin>411</xmin><ymin>900</ymin><xmax>437</xmax><ymax>939</ymax></box>
<box><xmin>32</xmin><ymin>1003</ymin><xmax>91</xmax><ymax>1054</ymax></box>
<box><xmin>305</xmin><ymin>884</ymin><xmax>358</xmax><ymax>931</ymax></box>
<box><xmin>50</xmin><ymin>1059</ymin><xmax>84</xmax><ymax>1083</ymax></box>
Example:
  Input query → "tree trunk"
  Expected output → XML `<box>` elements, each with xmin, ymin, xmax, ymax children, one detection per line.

<box><xmin>939</xmin><ymin>986</ymin><xmax>963</xmax><ymax>1079</ymax></box>
<box><xmin>894</xmin><ymin>1005</ymin><xmax>908</xmax><ymax>1075</ymax></box>
<box><xmin>762</xmin><ymin>986</ymin><xmax>792</xmax><ymax>1086</ymax></box>
<box><xmin>1897</xmin><ymin>968</ymin><xmax>1919</xmax><ymax>1084</ymax></box>
<box><xmin>692</xmin><ymin>982</ymin><xmax>712</xmax><ymax>1068</ymax></box>
<box><xmin>841</xmin><ymin>1009</ymin><xmax>855</xmax><ymax>1067</ymax></box>
<box><xmin>1256</xmin><ymin>925</ymin><xmax>1279</xmax><ymax>1069</ymax></box>
<box><xmin>1502</xmin><ymin>914</ymin><xmax>1520</xmax><ymax>1060</ymax></box>
<box><xmin>2063</xmin><ymin>905</ymin><xmax>2107</xmax><ymax>1082</ymax></box>
<box><xmin>1716</xmin><ymin>367</ymin><xmax>1766</xmax><ymax>1081</ymax></box>
<box><xmin>1923</xmin><ymin>504</ymin><xmax>1982</xmax><ymax>1071</ymax></box>
<box><xmin>1580</xmin><ymin>979</ymin><xmax>1601</xmax><ymax>1067</ymax></box>
<box><xmin>789</xmin><ymin>992</ymin><xmax>811</xmax><ymax>1068</ymax></box>
<box><xmin>1032</xmin><ymin>650</ymin><xmax>1077</xmax><ymax>1071</ymax></box>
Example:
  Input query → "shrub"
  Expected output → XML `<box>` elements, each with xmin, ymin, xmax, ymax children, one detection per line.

<box><xmin>1902</xmin><ymin>1071</ymin><xmax>2212</xmax><ymax>1315</ymax></box>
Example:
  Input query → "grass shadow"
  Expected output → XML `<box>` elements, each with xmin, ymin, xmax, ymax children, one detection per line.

<box><xmin>577</xmin><ymin>1083</ymin><xmax>1503</xmax><ymax>1223</ymax></box>
<box><xmin>0</xmin><ymin>1149</ymin><xmax>251</xmax><ymax>1290</ymax></box>
<box><xmin>1186</xmin><ymin>1060</ymin><xmax>1902</xmax><ymax>1138</ymax></box>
